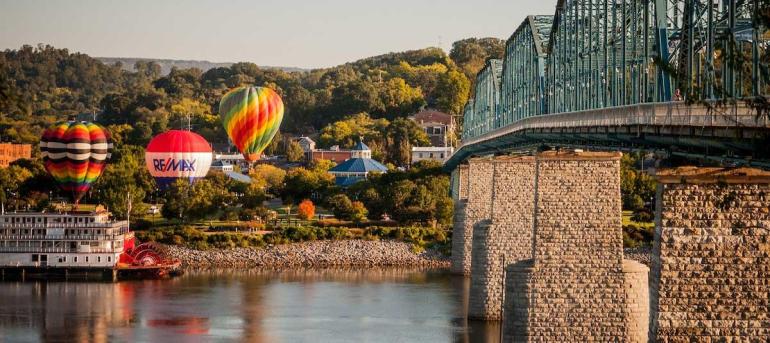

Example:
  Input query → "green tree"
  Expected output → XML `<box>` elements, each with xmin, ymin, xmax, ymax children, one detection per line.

<box><xmin>286</xmin><ymin>139</ymin><xmax>305</xmax><ymax>163</ymax></box>
<box><xmin>161</xmin><ymin>179</ymin><xmax>193</xmax><ymax>220</ymax></box>
<box><xmin>0</xmin><ymin>165</ymin><xmax>33</xmax><ymax>207</ymax></box>
<box><xmin>449</xmin><ymin>38</ymin><xmax>505</xmax><ymax>81</ymax></box>
<box><xmin>327</xmin><ymin>194</ymin><xmax>354</xmax><ymax>220</ymax></box>
<box><xmin>349</xmin><ymin>201</ymin><xmax>368</xmax><ymax>223</ymax></box>
<box><xmin>435</xmin><ymin>70</ymin><xmax>471</xmax><ymax>115</ymax></box>
<box><xmin>281</xmin><ymin>167</ymin><xmax>334</xmax><ymax>204</ymax></box>
<box><xmin>93</xmin><ymin>145</ymin><xmax>150</xmax><ymax>219</ymax></box>
<box><xmin>248</xmin><ymin>164</ymin><xmax>286</xmax><ymax>195</ymax></box>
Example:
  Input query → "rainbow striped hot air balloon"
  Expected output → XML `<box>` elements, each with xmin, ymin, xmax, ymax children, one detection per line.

<box><xmin>40</xmin><ymin>121</ymin><xmax>113</xmax><ymax>205</ymax></box>
<box><xmin>219</xmin><ymin>86</ymin><xmax>284</xmax><ymax>162</ymax></box>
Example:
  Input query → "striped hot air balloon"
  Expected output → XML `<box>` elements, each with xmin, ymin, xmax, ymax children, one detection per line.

<box><xmin>144</xmin><ymin>130</ymin><xmax>213</xmax><ymax>189</ymax></box>
<box><xmin>40</xmin><ymin>121</ymin><xmax>113</xmax><ymax>205</ymax></box>
<box><xmin>219</xmin><ymin>86</ymin><xmax>284</xmax><ymax>162</ymax></box>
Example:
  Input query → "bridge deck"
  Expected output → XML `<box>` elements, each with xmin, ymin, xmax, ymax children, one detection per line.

<box><xmin>446</xmin><ymin>102</ymin><xmax>770</xmax><ymax>170</ymax></box>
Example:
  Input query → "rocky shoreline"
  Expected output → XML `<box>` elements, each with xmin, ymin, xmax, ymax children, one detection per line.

<box><xmin>166</xmin><ymin>240</ymin><xmax>450</xmax><ymax>269</ymax></box>
<box><xmin>165</xmin><ymin>240</ymin><xmax>651</xmax><ymax>270</ymax></box>
<box><xmin>624</xmin><ymin>246</ymin><xmax>652</xmax><ymax>266</ymax></box>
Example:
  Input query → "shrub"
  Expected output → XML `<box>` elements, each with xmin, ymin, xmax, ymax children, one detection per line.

<box><xmin>297</xmin><ymin>199</ymin><xmax>315</xmax><ymax>220</ymax></box>
<box><xmin>350</xmin><ymin>201</ymin><xmax>368</xmax><ymax>223</ymax></box>
<box><xmin>327</xmin><ymin>194</ymin><xmax>354</xmax><ymax>220</ymax></box>
<box><xmin>631</xmin><ymin>209</ymin><xmax>653</xmax><ymax>223</ymax></box>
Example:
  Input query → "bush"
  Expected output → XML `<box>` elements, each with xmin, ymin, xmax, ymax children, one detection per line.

<box><xmin>350</xmin><ymin>201</ymin><xmax>368</xmax><ymax>223</ymax></box>
<box><xmin>631</xmin><ymin>209</ymin><xmax>653</xmax><ymax>223</ymax></box>
<box><xmin>327</xmin><ymin>194</ymin><xmax>354</xmax><ymax>220</ymax></box>
<box><xmin>297</xmin><ymin>199</ymin><xmax>315</xmax><ymax>220</ymax></box>
<box><xmin>622</xmin><ymin>224</ymin><xmax>654</xmax><ymax>248</ymax></box>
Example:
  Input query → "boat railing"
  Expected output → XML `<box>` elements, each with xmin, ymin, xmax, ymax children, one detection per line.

<box><xmin>0</xmin><ymin>233</ymin><xmax>129</xmax><ymax>241</ymax></box>
<box><xmin>0</xmin><ymin>222</ymin><xmax>127</xmax><ymax>229</ymax></box>
<box><xmin>0</xmin><ymin>246</ymin><xmax>120</xmax><ymax>253</ymax></box>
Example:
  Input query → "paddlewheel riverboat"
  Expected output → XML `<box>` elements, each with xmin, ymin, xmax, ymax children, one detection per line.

<box><xmin>0</xmin><ymin>207</ymin><xmax>180</xmax><ymax>281</ymax></box>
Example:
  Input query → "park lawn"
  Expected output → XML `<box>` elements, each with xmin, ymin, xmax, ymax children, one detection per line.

<box><xmin>622</xmin><ymin>210</ymin><xmax>654</xmax><ymax>229</ymax></box>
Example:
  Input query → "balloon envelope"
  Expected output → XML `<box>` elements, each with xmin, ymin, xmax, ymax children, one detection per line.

<box><xmin>145</xmin><ymin>130</ymin><xmax>213</xmax><ymax>189</ymax></box>
<box><xmin>40</xmin><ymin>121</ymin><xmax>112</xmax><ymax>204</ymax></box>
<box><xmin>219</xmin><ymin>86</ymin><xmax>284</xmax><ymax>162</ymax></box>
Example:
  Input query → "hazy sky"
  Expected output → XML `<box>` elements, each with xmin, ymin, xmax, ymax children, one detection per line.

<box><xmin>0</xmin><ymin>0</ymin><xmax>558</xmax><ymax>69</ymax></box>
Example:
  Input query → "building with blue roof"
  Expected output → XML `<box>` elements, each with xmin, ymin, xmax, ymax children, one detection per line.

<box><xmin>328</xmin><ymin>139</ymin><xmax>388</xmax><ymax>186</ymax></box>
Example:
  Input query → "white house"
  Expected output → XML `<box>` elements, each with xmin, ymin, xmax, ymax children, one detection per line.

<box><xmin>411</xmin><ymin>146</ymin><xmax>454</xmax><ymax>164</ymax></box>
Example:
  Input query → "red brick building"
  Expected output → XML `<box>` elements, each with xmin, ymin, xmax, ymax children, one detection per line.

<box><xmin>311</xmin><ymin>146</ymin><xmax>353</xmax><ymax>164</ymax></box>
<box><xmin>0</xmin><ymin>143</ymin><xmax>31</xmax><ymax>167</ymax></box>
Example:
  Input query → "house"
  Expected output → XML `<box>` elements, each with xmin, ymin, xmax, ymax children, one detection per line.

<box><xmin>295</xmin><ymin>136</ymin><xmax>316</xmax><ymax>152</ymax></box>
<box><xmin>328</xmin><ymin>140</ymin><xmax>388</xmax><ymax>187</ymax></box>
<box><xmin>0</xmin><ymin>143</ymin><xmax>31</xmax><ymax>168</ymax></box>
<box><xmin>210</xmin><ymin>160</ymin><xmax>234</xmax><ymax>172</ymax></box>
<box><xmin>411</xmin><ymin>146</ymin><xmax>454</xmax><ymax>164</ymax></box>
<box><xmin>408</xmin><ymin>109</ymin><xmax>455</xmax><ymax>147</ymax></box>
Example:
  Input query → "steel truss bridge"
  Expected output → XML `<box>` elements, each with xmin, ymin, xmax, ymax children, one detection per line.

<box><xmin>446</xmin><ymin>0</ymin><xmax>770</xmax><ymax>170</ymax></box>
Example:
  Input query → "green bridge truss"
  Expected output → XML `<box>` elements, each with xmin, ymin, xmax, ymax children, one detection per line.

<box><xmin>449</xmin><ymin>0</ymin><xmax>770</xmax><ymax>170</ymax></box>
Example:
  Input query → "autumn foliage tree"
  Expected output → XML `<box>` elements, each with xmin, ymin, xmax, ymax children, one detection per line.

<box><xmin>297</xmin><ymin>199</ymin><xmax>315</xmax><ymax>220</ymax></box>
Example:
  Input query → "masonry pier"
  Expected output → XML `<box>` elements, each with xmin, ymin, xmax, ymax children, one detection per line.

<box><xmin>499</xmin><ymin>151</ymin><xmax>649</xmax><ymax>342</ymax></box>
<box><xmin>452</xmin><ymin>158</ymin><xmax>494</xmax><ymax>276</ymax></box>
<box><xmin>450</xmin><ymin>151</ymin><xmax>770</xmax><ymax>341</ymax></box>
<box><xmin>650</xmin><ymin>167</ymin><xmax>770</xmax><ymax>341</ymax></box>
<box><xmin>468</xmin><ymin>156</ymin><xmax>535</xmax><ymax>320</ymax></box>
<box><xmin>450</xmin><ymin>164</ymin><xmax>469</xmax><ymax>275</ymax></box>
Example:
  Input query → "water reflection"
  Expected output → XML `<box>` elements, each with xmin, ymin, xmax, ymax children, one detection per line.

<box><xmin>0</xmin><ymin>268</ymin><xmax>499</xmax><ymax>342</ymax></box>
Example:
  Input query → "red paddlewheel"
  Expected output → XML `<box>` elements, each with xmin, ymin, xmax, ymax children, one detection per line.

<box><xmin>121</xmin><ymin>242</ymin><xmax>177</xmax><ymax>267</ymax></box>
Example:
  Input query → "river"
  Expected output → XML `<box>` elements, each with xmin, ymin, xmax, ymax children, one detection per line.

<box><xmin>0</xmin><ymin>269</ymin><xmax>500</xmax><ymax>343</ymax></box>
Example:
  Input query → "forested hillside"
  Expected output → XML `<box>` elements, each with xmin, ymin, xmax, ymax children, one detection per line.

<box><xmin>0</xmin><ymin>40</ymin><xmax>502</xmax><ymax>149</ymax></box>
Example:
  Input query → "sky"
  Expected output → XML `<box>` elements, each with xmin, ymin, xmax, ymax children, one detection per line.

<box><xmin>0</xmin><ymin>0</ymin><xmax>558</xmax><ymax>69</ymax></box>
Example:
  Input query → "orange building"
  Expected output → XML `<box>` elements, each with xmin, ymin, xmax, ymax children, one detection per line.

<box><xmin>0</xmin><ymin>143</ymin><xmax>32</xmax><ymax>167</ymax></box>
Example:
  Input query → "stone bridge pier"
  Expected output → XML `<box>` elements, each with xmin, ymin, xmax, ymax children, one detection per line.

<box><xmin>451</xmin><ymin>158</ymin><xmax>494</xmax><ymax>276</ymax></box>
<box><xmin>468</xmin><ymin>156</ymin><xmax>535</xmax><ymax>320</ymax></box>
<box><xmin>450</xmin><ymin>152</ymin><xmax>770</xmax><ymax>342</ymax></box>
<box><xmin>500</xmin><ymin>151</ymin><xmax>649</xmax><ymax>342</ymax></box>
<box><xmin>650</xmin><ymin>168</ymin><xmax>770</xmax><ymax>341</ymax></box>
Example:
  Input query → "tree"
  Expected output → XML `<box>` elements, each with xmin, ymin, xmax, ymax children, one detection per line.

<box><xmin>0</xmin><ymin>165</ymin><xmax>33</xmax><ymax>207</ymax></box>
<box><xmin>349</xmin><ymin>201</ymin><xmax>368</xmax><ymax>223</ymax></box>
<box><xmin>249</xmin><ymin>164</ymin><xmax>286</xmax><ymax>195</ymax></box>
<box><xmin>93</xmin><ymin>145</ymin><xmax>150</xmax><ymax>219</ymax></box>
<box><xmin>281</xmin><ymin>167</ymin><xmax>334</xmax><ymax>204</ymax></box>
<box><xmin>327</xmin><ymin>194</ymin><xmax>354</xmax><ymax>220</ymax></box>
<box><xmin>286</xmin><ymin>140</ymin><xmax>305</xmax><ymax>162</ymax></box>
<box><xmin>297</xmin><ymin>199</ymin><xmax>315</xmax><ymax>220</ymax></box>
<box><xmin>449</xmin><ymin>38</ymin><xmax>505</xmax><ymax>81</ymax></box>
<box><xmin>161</xmin><ymin>179</ymin><xmax>192</xmax><ymax>220</ymax></box>
<box><xmin>435</xmin><ymin>70</ymin><xmax>471</xmax><ymax>115</ymax></box>
<box><xmin>385</xmin><ymin>118</ymin><xmax>431</xmax><ymax>166</ymax></box>
<box><xmin>240</xmin><ymin>182</ymin><xmax>268</xmax><ymax>209</ymax></box>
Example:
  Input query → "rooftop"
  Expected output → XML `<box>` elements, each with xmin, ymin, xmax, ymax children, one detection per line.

<box><xmin>329</xmin><ymin>157</ymin><xmax>388</xmax><ymax>174</ymax></box>
<box><xmin>410</xmin><ymin>109</ymin><xmax>453</xmax><ymax>125</ymax></box>
<box><xmin>352</xmin><ymin>141</ymin><xmax>370</xmax><ymax>151</ymax></box>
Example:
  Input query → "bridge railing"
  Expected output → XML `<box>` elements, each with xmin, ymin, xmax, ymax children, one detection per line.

<box><xmin>461</xmin><ymin>102</ymin><xmax>769</xmax><ymax>148</ymax></box>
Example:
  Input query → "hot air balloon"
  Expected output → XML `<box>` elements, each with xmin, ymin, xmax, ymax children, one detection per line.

<box><xmin>218</xmin><ymin>86</ymin><xmax>284</xmax><ymax>162</ymax></box>
<box><xmin>145</xmin><ymin>130</ymin><xmax>213</xmax><ymax>189</ymax></box>
<box><xmin>40</xmin><ymin>121</ymin><xmax>113</xmax><ymax>206</ymax></box>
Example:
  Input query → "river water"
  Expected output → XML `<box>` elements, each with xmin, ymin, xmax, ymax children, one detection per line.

<box><xmin>0</xmin><ymin>269</ymin><xmax>499</xmax><ymax>343</ymax></box>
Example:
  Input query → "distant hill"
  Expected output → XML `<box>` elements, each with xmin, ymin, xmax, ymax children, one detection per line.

<box><xmin>97</xmin><ymin>57</ymin><xmax>306</xmax><ymax>75</ymax></box>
